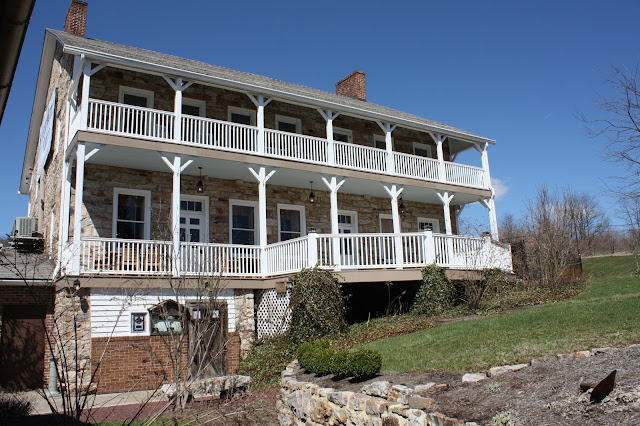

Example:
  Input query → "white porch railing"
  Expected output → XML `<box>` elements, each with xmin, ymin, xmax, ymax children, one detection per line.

<box><xmin>262</xmin><ymin>236</ymin><xmax>309</xmax><ymax>275</ymax></box>
<box><xmin>81</xmin><ymin>99</ymin><xmax>489</xmax><ymax>190</ymax></box>
<box><xmin>80</xmin><ymin>238</ymin><xmax>173</xmax><ymax>275</ymax></box>
<box><xmin>180</xmin><ymin>242</ymin><xmax>261</xmax><ymax>276</ymax></box>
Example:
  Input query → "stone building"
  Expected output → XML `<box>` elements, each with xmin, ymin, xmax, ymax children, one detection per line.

<box><xmin>14</xmin><ymin>1</ymin><xmax>511</xmax><ymax>393</ymax></box>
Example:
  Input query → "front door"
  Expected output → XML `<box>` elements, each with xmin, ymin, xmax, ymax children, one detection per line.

<box><xmin>0</xmin><ymin>305</ymin><xmax>46</xmax><ymax>390</ymax></box>
<box><xmin>379</xmin><ymin>215</ymin><xmax>395</xmax><ymax>264</ymax></box>
<box><xmin>180</xmin><ymin>196</ymin><xmax>208</xmax><ymax>243</ymax></box>
<box><xmin>338</xmin><ymin>211</ymin><xmax>357</xmax><ymax>265</ymax></box>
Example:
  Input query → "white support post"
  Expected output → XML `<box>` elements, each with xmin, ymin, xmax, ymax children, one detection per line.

<box><xmin>248</xmin><ymin>166</ymin><xmax>276</xmax><ymax>277</ymax></box>
<box><xmin>249</xmin><ymin>94</ymin><xmax>272</xmax><ymax>155</ymax></box>
<box><xmin>318</xmin><ymin>109</ymin><xmax>339</xmax><ymax>166</ymax></box>
<box><xmin>72</xmin><ymin>143</ymin><xmax>86</xmax><ymax>274</ymax></box>
<box><xmin>474</xmin><ymin>142</ymin><xmax>492</xmax><ymax>190</ymax></box>
<box><xmin>430</xmin><ymin>132</ymin><xmax>447</xmax><ymax>183</ymax></box>
<box><xmin>383</xmin><ymin>184</ymin><xmax>405</xmax><ymax>266</ymax></box>
<box><xmin>79</xmin><ymin>62</ymin><xmax>92</xmax><ymax>132</ymax></box>
<box><xmin>307</xmin><ymin>231</ymin><xmax>318</xmax><ymax>267</ymax></box>
<box><xmin>480</xmin><ymin>198</ymin><xmax>499</xmax><ymax>241</ymax></box>
<box><xmin>159</xmin><ymin>153</ymin><xmax>193</xmax><ymax>276</ymax></box>
<box><xmin>58</xmin><ymin>159</ymin><xmax>72</xmax><ymax>267</ymax></box>
<box><xmin>422</xmin><ymin>230</ymin><xmax>435</xmax><ymax>264</ymax></box>
<box><xmin>321</xmin><ymin>176</ymin><xmax>346</xmax><ymax>268</ymax></box>
<box><xmin>436</xmin><ymin>191</ymin><xmax>455</xmax><ymax>235</ymax></box>
<box><xmin>164</xmin><ymin>77</ymin><xmax>194</xmax><ymax>144</ymax></box>
<box><xmin>377</xmin><ymin>122</ymin><xmax>397</xmax><ymax>175</ymax></box>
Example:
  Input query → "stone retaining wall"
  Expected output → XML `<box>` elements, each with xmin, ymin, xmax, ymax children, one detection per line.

<box><xmin>277</xmin><ymin>361</ymin><xmax>475</xmax><ymax>426</ymax></box>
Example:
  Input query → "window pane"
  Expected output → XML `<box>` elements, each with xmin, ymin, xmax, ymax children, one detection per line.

<box><xmin>232</xmin><ymin>205</ymin><xmax>254</xmax><ymax>229</ymax></box>
<box><xmin>278</xmin><ymin>121</ymin><xmax>297</xmax><ymax>133</ymax></box>
<box><xmin>118</xmin><ymin>194</ymin><xmax>145</xmax><ymax>221</ymax></box>
<box><xmin>415</xmin><ymin>148</ymin><xmax>430</xmax><ymax>157</ymax></box>
<box><xmin>116</xmin><ymin>221</ymin><xmax>144</xmax><ymax>239</ymax></box>
<box><xmin>180</xmin><ymin>217</ymin><xmax>186</xmax><ymax>224</ymax></box>
<box><xmin>231</xmin><ymin>112</ymin><xmax>251</xmax><ymax>125</ymax></box>
<box><xmin>190</xmin><ymin>229</ymin><xmax>200</xmax><ymax>242</ymax></box>
<box><xmin>123</xmin><ymin>93</ymin><xmax>147</xmax><ymax>107</ymax></box>
<box><xmin>232</xmin><ymin>229</ymin><xmax>254</xmax><ymax>245</ymax></box>
<box><xmin>190</xmin><ymin>218</ymin><xmax>200</xmax><ymax>225</ymax></box>
<box><xmin>180</xmin><ymin>228</ymin><xmax>186</xmax><ymax>241</ymax></box>
<box><xmin>334</xmin><ymin>132</ymin><xmax>349</xmax><ymax>142</ymax></box>
<box><xmin>194</xmin><ymin>202</ymin><xmax>202</xmax><ymax>211</ymax></box>
<box><xmin>280</xmin><ymin>232</ymin><xmax>300</xmax><ymax>241</ymax></box>
<box><xmin>182</xmin><ymin>104</ymin><xmax>200</xmax><ymax>116</ymax></box>
<box><xmin>181</xmin><ymin>200</ymin><xmax>187</xmax><ymax>210</ymax></box>
<box><xmin>375</xmin><ymin>139</ymin><xmax>386</xmax><ymax>150</ymax></box>
<box><xmin>280</xmin><ymin>209</ymin><xmax>301</xmax><ymax>233</ymax></box>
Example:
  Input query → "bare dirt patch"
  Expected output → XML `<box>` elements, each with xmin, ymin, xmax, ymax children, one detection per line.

<box><xmin>295</xmin><ymin>344</ymin><xmax>640</xmax><ymax>425</ymax></box>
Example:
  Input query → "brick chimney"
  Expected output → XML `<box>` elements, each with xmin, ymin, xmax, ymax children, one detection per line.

<box><xmin>336</xmin><ymin>71</ymin><xmax>366</xmax><ymax>101</ymax></box>
<box><xmin>64</xmin><ymin>0</ymin><xmax>88</xmax><ymax>37</ymax></box>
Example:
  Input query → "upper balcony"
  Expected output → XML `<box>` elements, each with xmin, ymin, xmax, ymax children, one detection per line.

<box><xmin>69</xmin><ymin>98</ymin><xmax>489</xmax><ymax>191</ymax></box>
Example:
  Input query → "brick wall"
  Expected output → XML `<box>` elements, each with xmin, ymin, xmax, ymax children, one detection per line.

<box><xmin>336</xmin><ymin>70</ymin><xmax>366</xmax><ymax>101</ymax></box>
<box><xmin>0</xmin><ymin>286</ymin><xmax>56</xmax><ymax>385</ymax></box>
<box><xmin>227</xmin><ymin>331</ymin><xmax>241</xmax><ymax>374</ymax></box>
<box><xmin>79</xmin><ymin>164</ymin><xmax>455</xmax><ymax>244</ymax></box>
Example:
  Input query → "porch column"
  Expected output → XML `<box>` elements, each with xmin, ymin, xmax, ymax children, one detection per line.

<box><xmin>377</xmin><ymin>122</ymin><xmax>397</xmax><ymax>175</ymax></box>
<box><xmin>321</xmin><ymin>176</ymin><xmax>346</xmax><ymax>268</ymax></box>
<box><xmin>160</xmin><ymin>154</ymin><xmax>193</xmax><ymax>276</ymax></box>
<box><xmin>249</xmin><ymin>95</ymin><xmax>272</xmax><ymax>155</ymax></box>
<box><xmin>318</xmin><ymin>109</ymin><xmax>339</xmax><ymax>165</ymax></box>
<box><xmin>474</xmin><ymin>142</ymin><xmax>492</xmax><ymax>189</ymax></box>
<box><xmin>58</xmin><ymin>158</ymin><xmax>72</xmax><ymax>266</ymax></box>
<box><xmin>71</xmin><ymin>142</ymin><xmax>86</xmax><ymax>274</ymax></box>
<box><xmin>383</xmin><ymin>184</ymin><xmax>405</xmax><ymax>266</ymax></box>
<box><xmin>78</xmin><ymin>61</ymin><xmax>105</xmax><ymax>132</ymax></box>
<box><xmin>248</xmin><ymin>166</ymin><xmax>277</xmax><ymax>277</ymax></box>
<box><xmin>164</xmin><ymin>77</ymin><xmax>194</xmax><ymax>144</ymax></box>
<box><xmin>430</xmin><ymin>132</ymin><xmax>447</xmax><ymax>183</ymax></box>
<box><xmin>480</xmin><ymin>198</ymin><xmax>499</xmax><ymax>240</ymax></box>
<box><xmin>436</xmin><ymin>191</ymin><xmax>455</xmax><ymax>235</ymax></box>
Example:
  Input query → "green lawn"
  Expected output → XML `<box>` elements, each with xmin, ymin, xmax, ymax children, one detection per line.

<box><xmin>363</xmin><ymin>255</ymin><xmax>640</xmax><ymax>372</ymax></box>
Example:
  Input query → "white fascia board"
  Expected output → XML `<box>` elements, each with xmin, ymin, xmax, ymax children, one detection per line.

<box><xmin>60</xmin><ymin>44</ymin><xmax>496</xmax><ymax>147</ymax></box>
<box><xmin>20</xmin><ymin>32</ymin><xmax>58</xmax><ymax>195</ymax></box>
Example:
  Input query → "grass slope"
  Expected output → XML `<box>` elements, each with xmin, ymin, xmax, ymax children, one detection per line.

<box><xmin>363</xmin><ymin>255</ymin><xmax>640</xmax><ymax>372</ymax></box>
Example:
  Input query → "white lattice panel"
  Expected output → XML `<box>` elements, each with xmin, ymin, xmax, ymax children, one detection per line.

<box><xmin>255</xmin><ymin>289</ymin><xmax>291</xmax><ymax>339</ymax></box>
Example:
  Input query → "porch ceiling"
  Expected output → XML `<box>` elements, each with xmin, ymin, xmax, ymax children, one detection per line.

<box><xmin>83</xmin><ymin>142</ymin><xmax>486</xmax><ymax>206</ymax></box>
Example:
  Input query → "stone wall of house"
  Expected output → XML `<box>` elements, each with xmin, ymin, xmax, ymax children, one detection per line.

<box><xmin>30</xmin><ymin>45</ymin><xmax>76</xmax><ymax>260</ymax></box>
<box><xmin>0</xmin><ymin>285</ymin><xmax>55</xmax><ymax>386</ymax></box>
<box><xmin>88</xmin><ymin>68</ymin><xmax>453</xmax><ymax>159</ymax></box>
<box><xmin>233</xmin><ymin>289</ymin><xmax>255</xmax><ymax>358</ymax></box>
<box><xmin>278</xmin><ymin>361</ymin><xmax>472</xmax><ymax>426</ymax></box>
<box><xmin>80</xmin><ymin>164</ymin><xmax>456</xmax><ymax>244</ymax></box>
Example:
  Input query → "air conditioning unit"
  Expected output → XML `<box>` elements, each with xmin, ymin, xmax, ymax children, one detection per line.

<box><xmin>12</xmin><ymin>217</ymin><xmax>37</xmax><ymax>238</ymax></box>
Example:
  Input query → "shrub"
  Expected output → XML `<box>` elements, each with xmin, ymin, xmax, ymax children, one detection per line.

<box><xmin>289</xmin><ymin>266</ymin><xmax>347</xmax><ymax>342</ymax></box>
<box><xmin>343</xmin><ymin>349</ymin><xmax>382</xmax><ymax>381</ymax></box>
<box><xmin>461</xmin><ymin>268</ymin><xmax>511</xmax><ymax>310</ymax></box>
<box><xmin>411</xmin><ymin>264</ymin><xmax>455</xmax><ymax>316</ymax></box>
<box><xmin>297</xmin><ymin>340</ymin><xmax>382</xmax><ymax>381</ymax></box>
<box><xmin>238</xmin><ymin>334</ymin><xmax>298</xmax><ymax>388</ymax></box>
<box><xmin>297</xmin><ymin>339</ymin><xmax>332</xmax><ymax>375</ymax></box>
<box><xmin>0</xmin><ymin>394</ymin><xmax>32</xmax><ymax>422</ymax></box>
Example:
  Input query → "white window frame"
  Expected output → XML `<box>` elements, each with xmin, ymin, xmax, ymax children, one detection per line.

<box><xmin>337</xmin><ymin>210</ymin><xmax>358</xmax><ymax>233</ymax></box>
<box><xmin>333</xmin><ymin>127</ymin><xmax>353</xmax><ymax>144</ymax></box>
<box><xmin>112</xmin><ymin>188</ymin><xmax>152</xmax><ymax>239</ymax></box>
<box><xmin>373</xmin><ymin>135</ymin><xmax>388</xmax><ymax>150</ymax></box>
<box><xmin>412</xmin><ymin>142</ymin><xmax>433</xmax><ymax>158</ymax></box>
<box><xmin>417</xmin><ymin>217</ymin><xmax>440</xmax><ymax>233</ymax></box>
<box><xmin>379</xmin><ymin>213</ymin><xmax>394</xmax><ymax>233</ymax></box>
<box><xmin>229</xmin><ymin>199</ymin><xmax>259</xmax><ymax>245</ymax></box>
<box><xmin>275</xmin><ymin>114</ymin><xmax>302</xmax><ymax>134</ymax></box>
<box><xmin>181</xmin><ymin>195</ymin><xmax>209</xmax><ymax>243</ymax></box>
<box><xmin>182</xmin><ymin>97</ymin><xmax>206</xmax><ymax>117</ymax></box>
<box><xmin>228</xmin><ymin>106</ymin><xmax>256</xmax><ymax>126</ymax></box>
<box><xmin>277</xmin><ymin>204</ymin><xmax>306</xmax><ymax>241</ymax></box>
<box><xmin>118</xmin><ymin>86</ymin><xmax>154</xmax><ymax>108</ymax></box>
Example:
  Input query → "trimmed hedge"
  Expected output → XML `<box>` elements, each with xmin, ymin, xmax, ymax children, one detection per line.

<box><xmin>296</xmin><ymin>340</ymin><xmax>382</xmax><ymax>381</ymax></box>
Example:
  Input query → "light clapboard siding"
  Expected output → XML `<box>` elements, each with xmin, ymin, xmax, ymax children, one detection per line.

<box><xmin>90</xmin><ymin>288</ymin><xmax>236</xmax><ymax>338</ymax></box>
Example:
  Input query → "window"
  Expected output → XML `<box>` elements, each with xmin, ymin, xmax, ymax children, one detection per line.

<box><xmin>112</xmin><ymin>188</ymin><xmax>151</xmax><ymax>239</ymax></box>
<box><xmin>229</xmin><ymin>200</ymin><xmax>259</xmax><ymax>245</ymax></box>
<box><xmin>182</xmin><ymin>98</ymin><xmax>206</xmax><ymax>117</ymax></box>
<box><xmin>150</xmin><ymin>300</ymin><xmax>184</xmax><ymax>335</ymax></box>
<box><xmin>278</xmin><ymin>204</ymin><xmax>306</xmax><ymax>241</ymax></box>
<box><xmin>228</xmin><ymin>106</ymin><xmax>256</xmax><ymax>126</ymax></box>
<box><xmin>119</xmin><ymin>86</ymin><xmax>154</xmax><ymax>108</ymax></box>
<box><xmin>180</xmin><ymin>195</ymin><xmax>208</xmax><ymax>243</ymax></box>
<box><xmin>337</xmin><ymin>210</ymin><xmax>358</xmax><ymax>234</ymax></box>
<box><xmin>379</xmin><ymin>214</ymin><xmax>394</xmax><ymax>233</ymax></box>
<box><xmin>275</xmin><ymin>115</ymin><xmax>301</xmax><ymax>134</ymax></box>
<box><xmin>374</xmin><ymin>135</ymin><xmax>387</xmax><ymax>150</ymax></box>
<box><xmin>418</xmin><ymin>217</ymin><xmax>440</xmax><ymax>233</ymax></box>
<box><xmin>413</xmin><ymin>142</ymin><xmax>433</xmax><ymax>158</ymax></box>
<box><xmin>333</xmin><ymin>127</ymin><xmax>353</xmax><ymax>143</ymax></box>
<box><xmin>131</xmin><ymin>313</ymin><xmax>147</xmax><ymax>333</ymax></box>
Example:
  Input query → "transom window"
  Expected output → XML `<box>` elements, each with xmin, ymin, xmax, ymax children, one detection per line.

<box><xmin>333</xmin><ymin>127</ymin><xmax>353</xmax><ymax>143</ymax></box>
<box><xmin>112</xmin><ymin>188</ymin><xmax>151</xmax><ymax>239</ymax></box>
<box><xmin>278</xmin><ymin>204</ymin><xmax>306</xmax><ymax>241</ymax></box>
<box><xmin>275</xmin><ymin>115</ymin><xmax>301</xmax><ymax>134</ymax></box>
<box><xmin>119</xmin><ymin>86</ymin><xmax>154</xmax><ymax>108</ymax></box>
<box><xmin>418</xmin><ymin>217</ymin><xmax>440</xmax><ymax>233</ymax></box>
<box><xmin>374</xmin><ymin>135</ymin><xmax>387</xmax><ymax>150</ymax></box>
<box><xmin>229</xmin><ymin>200</ymin><xmax>259</xmax><ymax>245</ymax></box>
<box><xmin>337</xmin><ymin>210</ymin><xmax>358</xmax><ymax>234</ymax></box>
<box><xmin>182</xmin><ymin>98</ymin><xmax>206</xmax><ymax>117</ymax></box>
<box><xmin>228</xmin><ymin>106</ymin><xmax>256</xmax><ymax>126</ymax></box>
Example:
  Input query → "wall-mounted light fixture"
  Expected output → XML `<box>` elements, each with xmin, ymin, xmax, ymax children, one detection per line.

<box><xmin>308</xmin><ymin>181</ymin><xmax>315</xmax><ymax>204</ymax></box>
<box><xmin>196</xmin><ymin>167</ymin><xmax>204</xmax><ymax>193</ymax></box>
<box><xmin>73</xmin><ymin>279</ymin><xmax>81</xmax><ymax>292</ymax></box>
<box><xmin>399</xmin><ymin>198</ymin><xmax>406</xmax><ymax>214</ymax></box>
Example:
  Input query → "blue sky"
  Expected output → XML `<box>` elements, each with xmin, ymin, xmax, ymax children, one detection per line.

<box><xmin>0</xmin><ymin>0</ymin><xmax>638</xmax><ymax>236</ymax></box>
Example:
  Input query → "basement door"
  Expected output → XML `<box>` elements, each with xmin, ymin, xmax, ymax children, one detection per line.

<box><xmin>188</xmin><ymin>303</ymin><xmax>228</xmax><ymax>379</ymax></box>
<box><xmin>0</xmin><ymin>305</ymin><xmax>46</xmax><ymax>390</ymax></box>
